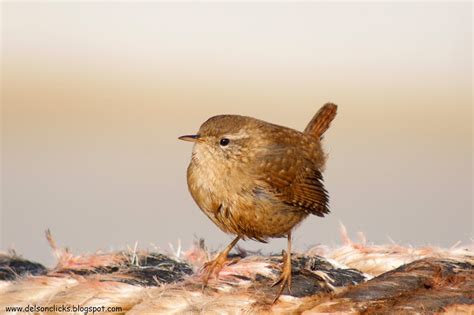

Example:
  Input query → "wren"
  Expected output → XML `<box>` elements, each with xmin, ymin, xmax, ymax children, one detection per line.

<box><xmin>179</xmin><ymin>103</ymin><xmax>337</xmax><ymax>302</ymax></box>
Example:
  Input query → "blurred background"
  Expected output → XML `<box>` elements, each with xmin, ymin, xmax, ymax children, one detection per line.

<box><xmin>1</xmin><ymin>2</ymin><xmax>472</xmax><ymax>267</ymax></box>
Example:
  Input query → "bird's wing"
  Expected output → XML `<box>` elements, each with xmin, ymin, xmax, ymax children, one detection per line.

<box><xmin>254</xmin><ymin>141</ymin><xmax>329</xmax><ymax>217</ymax></box>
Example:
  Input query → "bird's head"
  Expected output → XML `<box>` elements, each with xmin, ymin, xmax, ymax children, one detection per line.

<box><xmin>179</xmin><ymin>115</ymin><xmax>263</xmax><ymax>164</ymax></box>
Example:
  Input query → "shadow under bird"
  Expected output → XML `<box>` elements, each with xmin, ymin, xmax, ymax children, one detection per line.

<box><xmin>179</xmin><ymin>103</ymin><xmax>338</xmax><ymax>302</ymax></box>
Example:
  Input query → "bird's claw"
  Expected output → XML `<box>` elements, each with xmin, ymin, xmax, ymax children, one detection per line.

<box><xmin>200</xmin><ymin>252</ymin><xmax>229</xmax><ymax>291</ymax></box>
<box><xmin>271</xmin><ymin>250</ymin><xmax>292</xmax><ymax>303</ymax></box>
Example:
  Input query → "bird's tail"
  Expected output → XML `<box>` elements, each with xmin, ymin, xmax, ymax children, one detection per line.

<box><xmin>304</xmin><ymin>103</ymin><xmax>338</xmax><ymax>138</ymax></box>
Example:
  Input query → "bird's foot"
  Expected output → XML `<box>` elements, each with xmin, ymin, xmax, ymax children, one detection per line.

<box><xmin>271</xmin><ymin>250</ymin><xmax>292</xmax><ymax>303</ymax></box>
<box><xmin>200</xmin><ymin>236</ymin><xmax>241</xmax><ymax>292</ymax></box>
<box><xmin>200</xmin><ymin>250</ymin><xmax>229</xmax><ymax>290</ymax></box>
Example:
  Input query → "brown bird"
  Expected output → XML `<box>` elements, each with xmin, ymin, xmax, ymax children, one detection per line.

<box><xmin>179</xmin><ymin>103</ymin><xmax>337</xmax><ymax>302</ymax></box>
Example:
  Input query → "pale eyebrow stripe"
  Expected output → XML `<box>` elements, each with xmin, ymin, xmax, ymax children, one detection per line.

<box><xmin>224</xmin><ymin>130</ymin><xmax>250</xmax><ymax>140</ymax></box>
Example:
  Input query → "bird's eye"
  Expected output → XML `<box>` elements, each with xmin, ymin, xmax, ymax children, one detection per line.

<box><xmin>219</xmin><ymin>138</ymin><xmax>230</xmax><ymax>146</ymax></box>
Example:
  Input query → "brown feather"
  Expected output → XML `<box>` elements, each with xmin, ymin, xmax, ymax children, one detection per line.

<box><xmin>304</xmin><ymin>103</ymin><xmax>338</xmax><ymax>138</ymax></box>
<box><xmin>255</xmin><ymin>134</ymin><xmax>329</xmax><ymax>217</ymax></box>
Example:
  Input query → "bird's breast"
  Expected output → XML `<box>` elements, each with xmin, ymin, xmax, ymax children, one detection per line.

<box><xmin>186</xmin><ymin>145</ymin><xmax>241</xmax><ymax>230</ymax></box>
<box><xmin>187</xmin><ymin>154</ymin><xmax>242</xmax><ymax>211</ymax></box>
<box><xmin>186</xmin><ymin>152</ymin><xmax>307</xmax><ymax>241</ymax></box>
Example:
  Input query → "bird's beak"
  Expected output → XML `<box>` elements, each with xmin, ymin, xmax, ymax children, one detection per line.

<box><xmin>178</xmin><ymin>134</ymin><xmax>200</xmax><ymax>142</ymax></box>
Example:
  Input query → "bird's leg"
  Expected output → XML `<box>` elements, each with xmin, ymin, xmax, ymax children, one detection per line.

<box><xmin>201</xmin><ymin>235</ymin><xmax>241</xmax><ymax>288</ymax></box>
<box><xmin>272</xmin><ymin>231</ymin><xmax>293</xmax><ymax>303</ymax></box>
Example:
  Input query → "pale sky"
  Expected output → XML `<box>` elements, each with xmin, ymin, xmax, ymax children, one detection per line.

<box><xmin>1</xmin><ymin>2</ymin><xmax>472</xmax><ymax>266</ymax></box>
